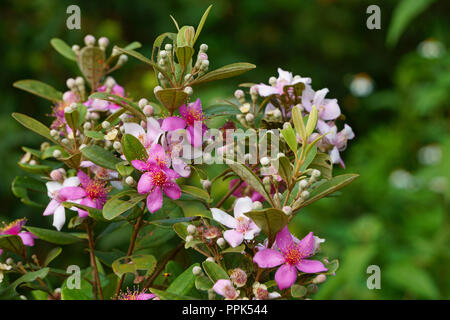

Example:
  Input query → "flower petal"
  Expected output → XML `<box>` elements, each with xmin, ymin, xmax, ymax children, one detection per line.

<box><xmin>43</xmin><ymin>199</ymin><xmax>60</xmax><ymax>216</ymax></box>
<box><xmin>172</xmin><ymin>157</ymin><xmax>191</xmax><ymax>178</ymax></box>
<box><xmin>46</xmin><ymin>181</ymin><xmax>63</xmax><ymax>195</ymax></box>
<box><xmin>163</xmin><ymin>182</ymin><xmax>181</xmax><ymax>200</ymax></box>
<box><xmin>211</xmin><ymin>208</ymin><xmax>237</xmax><ymax>229</ymax></box>
<box><xmin>297</xmin><ymin>232</ymin><xmax>315</xmax><ymax>258</ymax></box>
<box><xmin>296</xmin><ymin>259</ymin><xmax>327</xmax><ymax>273</ymax></box>
<box><xmin>59</xmin><ymin>187</ymin><xmax>86</xmax><ymax>201</ymax></box>
<box><xmin>147</xmin><ymin>187</ymin><xmax>163</xmax><ymax>213</ymax></box>
<box><xmin>161</xmin><ymin>116</ymin><xmax>186</xmax><ymax>131</ymax></box>
<box><xmin>233</xmin><ymin>197</ymin><xmax>253</xmax><ymax>218</ymax></box>
<box><xmin>275</xmin><ymin>226</ymin><xmax>294</xmax><ymax>252</ymax></box>
<box><xmin>275</xmin><ymin>264</ymin><xmax>298</xmax><ymax>290</ymax></box>
<box><xmin>223</xmin><ymin>230</ymin><xmax>244</xmax><ymax>248</ymax></box>
<box><xmin>137</xmin><ymin>172</ymin><xmax>154</xmax><ymax>194</ymax></box>
<box><xmin>18</xmin><ymin>232</ymin><xmax>36</xmax><ymax>247</ymax></box>
<box><xmin>63</xmin><ymin>176</ymin><xmax>81</xmax><ymax>187</ymax></box>
<box><xmin>131</xmin><ymin>160</ymin><xmax>149</xmax><ymax>172</ymax></box>
<box><xmin>52</xmin><ymin>205</ymin><xmax>66</xmax><ymax>231</ymax></box>
<box><xmin>124</xmin><ymin>122</ymin><xmax>145</xmax><ymax>138</ymax></box>
<box><xmin>253</xmin><ymin>249</ymin><xmax>285</xmax><ymax>268</ymax></box>
<box><xmin>77</xmin><ymin>171</ymin><xmax>91</xmax><ymax>188</ymax></box>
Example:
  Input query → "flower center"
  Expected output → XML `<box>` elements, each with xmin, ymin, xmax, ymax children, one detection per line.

<box><xmin>236</xmin><ymin>216</ymin><xmax>250</xmax><ymax>233</ymax></box>
<box><xmin>85</xmin><ymin>180</ymin><xmax>107</xmax><ymax>200</ymax></box>
<box><xmin>150</xmin><ymin>169</ymin><xmax>167</xmax><ymax>186</ymax></box>
<box><xmin>223</xmin><ymin>284</ymin><xmax>237</xmax><ymax>299</ymax></box>
<box><xmin>185</xmin><ymin>108</ymin><xmax>204</xmax><ymax>125</ymax></box>
<box><xmin>283</xmin><ymin>244</ymin><xmax>302</xmax><ymax>265</ymax></box>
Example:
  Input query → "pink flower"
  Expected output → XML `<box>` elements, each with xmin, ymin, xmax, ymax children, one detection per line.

<box><xmin>119</xmin><ymin>288</ymin><xmax>157</xmax><ymax>300</ymax></box>
<box><xmin>44</xmin><ymin>176</ymin><xmax>86</xmax><ymax>230</ymax></box>
<box><xmin>211</xmin><ymin>197</ymin><xmax>261</xmax><ymax>247</ymax></box>
<box><xmin>51</xmin><ymin>91</ymin><xmax>78</xmax><ymax>130</ymax></box>
<box><xmin>84</xmin><ymin>83</ymin><xmax>125</xmax><ymax>112</ymax></box>
<box><xmin>131</xmin><ymin>144</ymin><xmax>181</xmax><ymax>213</ymax></box>
<box><xmin>179</xmin><ymin>99</ymin><xmax>207</xmax><ymax>147</ymax></box>
<box><xmin>256</xmin><ymin>68</ymin><xmax>311</xmax><ymax>97</ymax></box>
<box><xmin>315</xmin><ymin>120</ymin><xmax>355</xmax><ymax>168</ymax></box>
<box><xmin>229</xmin><ymin>179</ymin><xmax>265</xmax><ymax>203</ymax></box>
<box><xmin>77</xmin><ymin>171</ymin><xmax>109</xmax><ymax>217</ymax></box>
<box><xmin>80</xmin><ymin>161</ymin><xmax>123</xmax><ymax>190</ymax></box>
<box><xmin>302</xmin><ymin>88</ymin><xmax>341</xmax><ymax>121</ymax></box>
<box><xmin>0</xmin><ymin>218</ymin><xmax>37</xmax><ymax>247</ymax></box>
<box><xmin>253</xmin><ymin>226</ymin><xmax>327</xmax><ymax>290</ymax></box>
<box><xmin>213</xmin><ymin>279</ymin><xmax>240</xmax><ymax>300</ymax></box>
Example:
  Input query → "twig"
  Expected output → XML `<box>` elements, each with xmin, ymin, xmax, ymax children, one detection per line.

<box><xmin>144</xmin><ymin>242</ymin><xmax>183</xmax><ymax>289</ymax></box>
<box><xmin>86</xmin><ymin>224</ymin><xmax>103</xmax><ymax>300</ymax></box>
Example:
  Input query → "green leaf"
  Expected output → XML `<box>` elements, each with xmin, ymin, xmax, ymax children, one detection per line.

<box><xmin>44</xmin><ymin>247</ymin><xmax>62</xmax><ymax>266</ymax></box>
<box><xmin>174</xmin><ymin>200</ymin><xmax>212</xmax><ymax>219</ymax></box>
<box><xmin>203</xmin><ymin>104</ymin><xmax>240</xmax><ymax>117</ymax></box>
<box><xmin>50</xmin><ymin>38</ymin><xmax>77</xmax><ymax>61</ymax></box>
<box><xmin>173</xmin><ymin>222</ymin><xmax>189</xmax><ymax>240</ymax></box>
<box><xmin>281</xmin><ymin>123</ymin><xmax>298</xmax><ymax>153</ymax></box>
<box><xmin>62</xmin><ymin>201</ymin><xmax>107</xmax><ymax>222</ymax></box>
<box><xmin>180</xmin><ymin>185</ymin><xmax>210</xmax><ymax>202</ymax></box>
<box><xmin>386</xmin><ymin>0</ymin><xmax>437</xmax><ymax>47</ymax></box>
<box><xmin>64</xmin><ymin>108</ymin><xmax>80</xmax><ymax>133</ymax></box>
<box><xmin>81</xmin><ymin>145</ymin><xmax>121</xmax><ymax>170</ymax></box>
<box><xmin>0</xmin><ymin>234</ymin><xmax>24</xmax><ymax>256</ymax></box>
<box><xmin>244</xmin><ymin>208</ymin><xmax>288</xmax><ymax>241</ymax></box>
<box><xmin>115</xmin><ymin>161</ymin><xmax>134</xmax><ymax>177</ymax></box>
<box><xmin>24</xmin><ymin>226</ymin><xmax>82</xmax><ymax>245</ymax></box>
<box><xmin>193</xmin><ymin>5</ymin><xmax>213</xmax><ymax>45</ymax></box>
<box><xmin>17</xmin><ymin>162</ymin><xmax>52</xmax><ymax>174</ymax></box>
<box><xmin>149</xmin><ymin>287</ymin><xmax>198</xmax><ymax>300</ymax></box>
<box><xmin>202</xmin><ymin>261</ymin><xmax>229</xmax><ymax>283</ymax></box>
<box><xmin>84</xmin><ymin>130</ymin><xmax>105</xmax><ymax>140</ymax></box>
<box><xmin>177</xmin><ymin>26</ymin><xmax>195</xmax><ymax>47</ymax></box>
<box><xmin>94</xmin><ymin>250</ymin><xmax>125</xmax><ymax>267</ymax></box>
<box><xmin>221</xmin><ymin>244</ymin><xmax>245</xmax><ymax>254</ymax></box>
<box><xmin>305</xmin><ymin>105</ymin><xmax>318</xmax><ymax>136</ymax></box>
<box><xmin>155</xmin><ymin>88</ymin><xmax>188</xmax><ymax>112</ymax></box>
<box><xmin>121</xmin><ymin>133</ymin><xmax>148</xmax><ymax>163</ymax></box>
<box><xmin>300</xmin><ymin>146</ymin><xmax>317</xmax><ymax>171</ymax></box>
<box><xmin>272</xmin><ymin>155</ymin><xmax>293</xmax><ymax>185</ymax></box>
<box><xmin>191</xmin><ymin>62</ymin><xmax>256</xmax><ymax>85</ymax></box>
<box><xmin>195</xmin><ymin>275</ymin><xmax>213</xmax><ymax>291</ymax></box>
<box><xmin>292</xmin><ymin>105</ymin><xmax>306</xmax><ymax>141</ymax></box>
<box><xmin>297</xmin><ymin>174</ymin><xmax>359</xmax><ymax>209</ymax></box>
<box><xmin>103</xmin><ymin>190</ymin><xmax>146</xmax><ymax>220</ymax></box>
<box><xmin>13</xmin><ymin>80</ymin><xmax>62</xmax><ymax>102</ymax></box>
<box><xmin>291</xmin><ymin>284</ymin><xmax>307</xmax><ymax>298</ymax></box>
<box><xmin>123</xmin><ymin>41</ymin><xmax>142</xmax><ymax>51</ymax></box>
<box><xmin>12</xmin><ymin>112</ymin><xmax>58</xmax><ymax>143</ymax></box>
<box><xmin>167</xmin><ymin>263</ymin><xmax>199</xmax><ymax>296</ymax></box>
<box><xmin>42</xmin><ymin>145</ymin><xmax>69</xmax><ymax>159</ymax></box>
<box><xmin>176</xmin><ymin>46</ymin><xmax>194</xmax><ymax>68</ymax></box>
<box><xmin>115</xmin><ymin>47</ymin><xmax>168</xmax><ymax>77</ymax></box>
<box><xmin>227</xmin><ymin>161</ymin><xmax>274</xmax><ymax>206</ymax></box>
<box><xmin>112</xmin><ymin>254</ymin><xmax>157</xmax><ymax>277</ymax></box>
<box><xmin>11</xmin><ymin>176</ymin><xmax>46</xmax><ymax>208</ymax></box>
<box><xmin>78</xmin><ymin>46</ymin><xmax>105</xmax><ymax>87</ymax></box>
<box><xmin>0</xmin><ymin>268</ymin><xmax>49</xmax><ymax>299</ymax></box>
<box><xmin>307</xmin><ymin>152</ymin><xmax>332</xmax><ymax>180</ymax></box>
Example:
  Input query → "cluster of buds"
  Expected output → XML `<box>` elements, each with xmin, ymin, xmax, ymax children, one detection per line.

<box><xmin>234</xmin><ymin>89</ymin><xmax>256</xmax><ymax>127</ymax></box>
<box><xmin>66</xmin><ymin>76</ymin><xmax>86</xmax><ymax>101</ymax></box>
<box><xmin>194</xmin><ymin>44</ymin><xmax>209</xmax><ymax>76</ymax></box>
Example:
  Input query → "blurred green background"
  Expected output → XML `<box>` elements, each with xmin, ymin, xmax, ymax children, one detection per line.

<box><xmin>1</xmin><ymin>0</ymin><xmax>448</xmax><ymax>299</ymax></box>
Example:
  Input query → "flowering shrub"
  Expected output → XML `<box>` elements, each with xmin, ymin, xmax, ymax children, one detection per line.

<box><xmin>1</xmin><ymin>6</ymin><xmax>358</xmax><ymax>300</ymax></box>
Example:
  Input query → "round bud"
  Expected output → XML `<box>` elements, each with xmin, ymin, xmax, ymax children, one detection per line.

<box><xmin>269</xmin><ymin>76</ymin><xmax>277</xmax><ymax>86</ymax></box>
<box><xmin>79</xmin><ymin>144</ymin><xmax>87</xmax><ymax>150</ymax></box>
<box><xmin>138</xmin><ymin>98</ymin><xmax>148</xmax><ymax>109</ymax></box>
<box><xmin>143</xmin><ymin>105</ymin><xmax>154</xmax><ymax>116</ymax></box>
<box><xmin>29</xmin><ymin>160</ymin><xmax>36</xmax><ymax>165</ymax></box>
<box><xmin>75</xmin><ymin>76</ymin><xmax>84</xmax><ymax>86</ymax></box>
<box><xmin>185</xmin><ymin>235</ymin><xmax>194</xmax><ymax>242</ymax></box>
<box><xmin>250</xmin><ymin>86</ymin><xmax>258</xmax><ymax>96</ymax></box>
<box><xmin>50</xmin><ymin>169</ymin><xmax>64</xmax><ymax>181</ymax></box>
<box><xmin>273</xmin><ymin>108</ymin><xmax>282</xmax><ymax>119</ymax></box>
<box><xmin>71</xmin><ymin>45</ymin><xmax>80</xmax><ymax>53</ymax></box>
<box><xmin>311</xmin><ymin>169</ymin><xmax>321</xmax><ymax>178</ymax></box>
<box><xmin>300</xmin><ymin>190</ymin><xmax>310</xmax><ymax>200</ymax></box>
<box><xmin>52</xmin><ymin>150</ymin><xmax>62</xmax><ymax>158</ymax></box>
<box><xmin>234</xmin><ymin>89</ymin><xmax>245</xmax><ymax>99</ymax></box>
<box><xmin>50</xmin><ymin>129</ymin><xmax>58</xmax><ymax>137</ymax></box>
<box><xmin>205</xmin><ymin>257</ymin><xmax>215</xmax><ymax>263</ymax></box>
<box><xmin>200</xmin><ymin>44</ymin><xmax>208</xmax><ymax>51</ymax></box>
<box><xmin>83</xmin><ymin>122</ymin><xmax>92</xmax><ymax>130</ymax></box>
<box><xmin>245</xmin><ymin>113</ymin><xmax>254</xmax><ymax>123</ymax></box>
<box><xmin>187</xmin><ymin>224</ymin><xmax>196</xmax><ymax>234</ymax></box>
<box><xmin>252</xmin><ymin>201</ymin><xmax>263</xmax><ymax>210</ymax></box>
<box><xmin>105</xmin><ymin>77</ymin><xmax>116</xmax><ymax>88</ymax></box>
<box><xmin>84</xmin><ymin>35</ymin><xmax>96</xmax><ymax>46</ymax></box>
<box><xmin>66</xmin><ymin>78</ymin><xmax>75</xmax><ymax>89</ymax></box>
<box><xmin>112</xmin><ymin>47</ymin><xmax>120</xmax><ymax>56</ymax></box>
<box><xmin>277</xmin><ymin>152</ymin><xmax>285</xmax><ymax>158</ymax></box>
<box><xmin>98</xmin><ymin>37</ymin><xmax>109</xmax><ymax>48</ymax></box>
<box><xmin>201</xmin><ymin>60</ymin><xmax>210</xmax><ymax>68</ymax></box>
<box><xmin>6</xmin><ymin>258</ymin><xmax>13</xmax><ymax>265</ymax></box>
<box><xmin>61</xmin><ymin>138</ymin><xmax>68</xmax><ymax>145</ymax></box>
<box><xmin>118</xmin><ymin>54</ymin><xmax>128</xmax><ymax>64</ymax></box>
<box><xmin>183</xmin><ymin>86</ymin><xmax>193</xmax><ymax>95</ymax></box>
<box><xmin>19</xmin><ymin>295</ymin><xmax>27</xmax><ymax>300</ymax></box>
<box><xmin>260</xmin><ymin>156</ymin><xmax>270</xmax><ymax>166</ymax></box>
<box><xmin>216</xmin><ymin>237</ymin><xmax>226</xmax><ymax>248</ymax></box>
<box><xmin>113</xmin><ymin>141</ymin><xmax>121</xmax><ymax>150</ymax></box>
<box><xmin>262</xmin><ymin>176</ymin><xmax>271</xmax><ymax>185</ymax></box>
<box><xmin>282</xmin><ymin>206</ymin><xmax>292</xmax><ymax>215</ymax></box>
<box><xmin>203</xmin><ymin>153</ymin><xmax>212</xmax><ymax>163</ymax></box>
<box><xmin>313</xmin><ymin>274</ymin><xmax>326</xmax><ymax>284</ymax></box>
<box><xmin>192</xmin><ymin>266</ymin><xmax>202</xmax><ymax>276</ymax></box>
<box><xmin>230</xmin><ymin>268</ymin><xmax>247</xmax><ymax>288</ymax></box>
<box><xmin>159</xmin><ymin>50</ymin><xmax>167</xmax><ymax>59</ymax></box>
<box><xmin>125</xmin><ymin>176</ymin><xmax>135</xmax><ymax>186</ymax></box>
<box><xmin>164</xmin><ymin>44</ymin><xmax>172</xmax><ymax>51</ymax></box>
<box><xmin>184</xmin><ymin>73</ymin><xmax>192</xmax><ymax>81</ymax></box>
<box><xmin>153</xmin><ymin>86</ymin><xmax>162</xmax><ymax>94</ymax></box>
<box><xmin>202</xmin><ymin>179</ymin><xmax>212</xmax><ymax>190</ymax></box>
<box><xmin>101</xmin><ymin>121</ymin><xmax>110</xmax><ymax>129</ymax></box>
<box><xmin>299</xmin><ymin>179</ymin><xmax>308</xmax><ymax>189</ymax></box>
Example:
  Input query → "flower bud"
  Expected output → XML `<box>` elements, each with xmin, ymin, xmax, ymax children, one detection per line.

<box><xmin>239</xmin><ymin>103</ymin><xmax>251</xmax><ymax>113</ymax></box>
<box><xmin>234</xmin><ymin>89</ymin><xmax>245</xmax><ymax>100</ymax></box>
<box><xmin>252</xmin><ymin>201</ymin><xmax>263</xmax><ymax>210</ymax></box>
<box><xmin>6</xmin><ymin>258</ymin><xmax>14</xmax><ymax>265</ymax></box>
<box><xmin>300</xmin><ymin>190</ymin><xmax>310</xmax><ymax>200</ymax></box>
<box><xmin>75</xmin><ymin>77</ymin><xmax>84</xmax><ymax>86</ymax></box>
<box><xmin>98</xmin><ymin>37</ymin><xmax>109</xmax><ymax>49</ymax></box>
<box><xmin>282</xmin><ymin>206</ymin><xmax>292</xmax><ymax>215</ymax></box>
<box><xmin>187</xmin><ymin>224</ymin><xmax>196</xmax><ymax>234</ymax></box>
<box><xmin>262</xmin><ymin>176</ymin><xmax>271</xmax><ymax>185</ymax></box>
<box><xmin>61</xmin><ymin>138</ymin><xmax>69</xmax><ymax>145</ymax></box>
<box><xmin>245</xmin><ymin>113</ymin><xmax>254</xmax><ymax>123</ymax></box>
<box><xmin>79</xmin><ymin>144</ymin><xmax>87</xmax><ymax>150</ymax></box>
<box><xmin>125</xmin><ymin>176</ymin><xmax>135</xmax><ymax>186</ymax></box>
<box><xmin>153</xmin><ymin>86</ymin><xmax>162</xmax><ymax>94</ymax></box>
<box><xmin>206</xmin><ymin>257</ymin><xmax>215</xmax><ymax>263</ymax></box>
<box><xmin>101</xmin><ymin>121</ymin><xmax>110</xmax><ymax>129</ymax></box>
<box><xmin>269</xmin><ymin>76</ymin><xmax>277</xmax><ymax>86</ymax></box>
<box><xmin>216</xmin><ymin>237</ymin><xmax>226</xmax><ymax>248</ymax></box>
<box><xmin>260</xmin><ymin>156</ymin><xmax>270</xmax><ymax>166</ymax></box>
<box><xmin>83</xmin><ymin>122</ymin><xmax>92</xmax><ymax>130</ymax></box>
<box><xmin>192</xmin><ymin>266</ymin><xmax>202</xmax><ymax>276</ymax></box>
<box><xmin>105</xmin><ymin>77</ymin><xmax>116</xmax><ymax>88</ymax></box>
<box><xmin>50</xmin><ymin>129</ymin><xmax>58</xmax><ymax>137</ymax></box>
<box><xmin>311</xmin><ymin>169</ymin><xmax>321</xmax><ymax>178</ymax></box>
<box><xmin>184</xmin><ymin>86</ymin><xmax>193</xmax><ymax>95</ymax></box>
<box><xmin>201</xmin><ymin>179</ymin><xmax>212</xmax><ymax>191</ymax></box>
<box><xmin>159</xmin><ymin>50</ymin><xmax>167</xmax><ymax>59</ymax></box>
<box><xmin>29</xmin><ymin>160</ymin><xmax>37</xmax><ymax>165</ymax></box>
<box><xmin>313</xmin><ymin>274</ymin><xmax>326</xmax><ymax>284</ymax></box>
<box><xmin>118</xmin><ymin>54</ymin><xmax>128</xmax><ymax>64</ymax></box>
<box><xmin>138</xmin><ymin>98</ymin><xmax>148</xmax><ymax>108</ymax></box>
<box><xmin>84</xmin><ymin>35</ymin><xmax>96</xmax><ymax>47</ymax></box>
<box><xmin>230</xmin><ymin>268</ymin><xmax>247</xmax><ymax>287</ymax></box>
<box><xmin>143</xmin><ymin>105</ymin><xmax>154</xmax><ymax>116</ymax></box>
<box><xmin>299</xmin><ymin>179</ymin><xmax>308</xmax><ymax>189</ymax></box>
<box><xmin>186</xmin><ymin>235</ymin><xmax>194</xmax><ymax>242</ymax></box>
<box><xmin>164</xmin><ymin>44</ymin><xmax>172</xmax><ymax>51</ymax></box>
<box><xmin>184</xmin><ymin>73</ymin><xmax>192</xmax><ymax>82</ymax></box>
<box><xmin>200</xmin><ymin>44</ymin><xmax>208</xmax><ymax>52</ymax></box>
<box><xmin>50</xmin><ymin>169</ymin><xmax>64</xmax><ymax>181</ymax></box>
<box><xmin>113</xmin><ymin>141</ymin><xmax>121</xmax><ymax>150</ymax></box>
<box><xmin>72</xmin><ymin>45</ymin><xmax>80</xmax><ymax>53</ymax></box>
<box><xmin>66</xmin><ymin>78</ymin><xmax>75</xmax><ymax>89</ymax></box>
<box><xmin>52</xmin><ymin>150</ymin><xmax>62</xmax><ymax>158</ymax></box>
